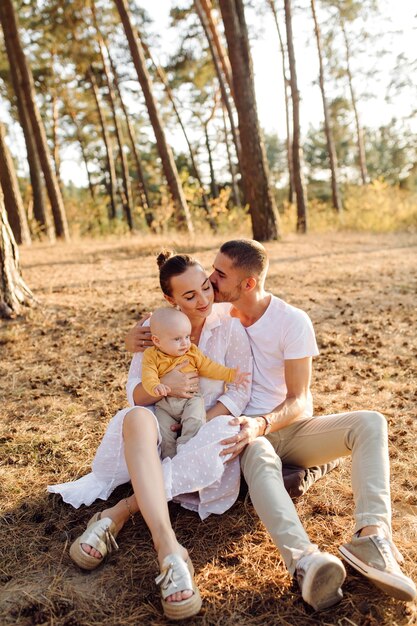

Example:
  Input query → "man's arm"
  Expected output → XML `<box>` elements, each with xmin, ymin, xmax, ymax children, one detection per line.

<box><xmin>220</xmin><ymin>357</ymin><xmax>312</xmax><ymax>461</ymax></box>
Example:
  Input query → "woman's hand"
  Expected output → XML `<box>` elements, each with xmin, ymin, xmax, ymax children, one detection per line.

<box><xmin>233</xmin><ymin>368</ymin><xmax>251</xmax><ymax>389</ymax></box>
<box><xmin>219</xmin><ymin>416</ymin><xmax>264</xmax><ymax>461</ymax></box>
<box><xmin>125</xmin><ymin>314</ymin><xmax>153</xmax><ymax>353</ymax></box>
<box><xmin>161</xmin><ymin>361</ymin><xmax>199</xmax><ymax>398</ymax></box>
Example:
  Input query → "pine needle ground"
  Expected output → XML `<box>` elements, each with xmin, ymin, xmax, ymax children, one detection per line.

<box><xmin>1</xmin><ymin>231</ymin><xmax>416</xmax><ymax>626</ymax></box>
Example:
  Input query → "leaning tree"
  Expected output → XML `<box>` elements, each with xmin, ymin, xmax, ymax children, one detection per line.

<box><xmin>0</xmin><ymin>191</ymin><xmax>35</xmax><ymax>318</ymax></box>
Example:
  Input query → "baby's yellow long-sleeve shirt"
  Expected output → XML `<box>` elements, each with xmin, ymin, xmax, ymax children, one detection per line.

<box><xmin>141</xmin><ymin>344</ymin><xmax>237</xmax><ymax>397</ymax></box>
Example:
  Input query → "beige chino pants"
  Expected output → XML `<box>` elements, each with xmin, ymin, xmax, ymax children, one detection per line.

<box><xmin>240</xmin><ymin>410</ymin><xmax>391</xmax><ymax>574</ymax></box>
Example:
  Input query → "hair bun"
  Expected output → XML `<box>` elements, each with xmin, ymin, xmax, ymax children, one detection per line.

<box><xmin>156</xmin><ymin>249</ymin><xmax>174</xmax><ymax>269</ymax></box>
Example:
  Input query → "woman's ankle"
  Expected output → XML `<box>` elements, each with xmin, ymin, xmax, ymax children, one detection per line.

<box><xmin>103</xmin><ymin>500</ymin><xmax>131</xmax><ymax>530</ymax></box>
<box><xmin>154</xmin><ymin>531</ymin><xmax>187</xmax><ymax>566</ymax></box>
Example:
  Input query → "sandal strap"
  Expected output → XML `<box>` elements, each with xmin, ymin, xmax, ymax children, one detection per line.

<box><xmin>78</xmin><ymin>517</ymin><xmax>119</xmax><ymax>557</ymax></box>
<box><xmin>155</xmin><ymin>554</ymin><xmax>193</xmax><ymax>600</ymax></box>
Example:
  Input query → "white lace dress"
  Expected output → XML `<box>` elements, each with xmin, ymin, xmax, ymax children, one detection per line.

<box><xmin>48</xmin><ymin>306</ymin><xmax>252</xmax><ymax>520</ymax></box>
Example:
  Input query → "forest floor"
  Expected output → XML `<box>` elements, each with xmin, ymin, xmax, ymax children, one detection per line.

<box><xmin>1</xmin><ymin>230</ymin><xmax>417</xmax><ymax>626</ymax></box>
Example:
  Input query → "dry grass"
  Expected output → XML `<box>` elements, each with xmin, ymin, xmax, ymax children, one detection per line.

<box><xmin>1</xmin><ymin>231</ymin><xmax>417</xmax><ymax>626</ymax></box>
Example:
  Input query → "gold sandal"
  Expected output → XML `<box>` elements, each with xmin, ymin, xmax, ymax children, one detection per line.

<box><xmin>155</xmin><ymin>554</ymin><xmax>202</xmax><ymax>620</ymax></box>
<box><xmin>69</xmin><ymin>512</ymin><xmax>119</xmax><ymax>570</ymax></box>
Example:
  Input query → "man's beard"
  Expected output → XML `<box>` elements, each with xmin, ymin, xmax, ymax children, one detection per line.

<box><xmin>211</xmin><ymin>282</ymin><xmax>242</xmax><ymax>303</ymax></box>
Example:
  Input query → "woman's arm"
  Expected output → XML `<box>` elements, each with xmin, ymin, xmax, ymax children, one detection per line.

<box><xmin>214</xmin><ymin>318</ymin><xmax>252</xmax><ymax>418</ymax></box>
<box><xmin>206</xmin><ymin>401</ymin><xmax>230</xmax><ymax>421</ymax></box>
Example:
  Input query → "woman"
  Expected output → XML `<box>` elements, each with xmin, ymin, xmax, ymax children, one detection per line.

<box><xmin>48</xmin><ymin>251</ymin><xmax>252</xmax><ymax>621</ymax></box>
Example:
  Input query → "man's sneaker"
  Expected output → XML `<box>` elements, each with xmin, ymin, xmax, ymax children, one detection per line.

<box><xmin>338</xmin><ymin>534</ymin><xmax>416</xmax><ymax>601</ymax></box>
<box><xmin>295</xmin><ymin>550</ymin><xmax>346</xmax><ymax>610</ymax></box>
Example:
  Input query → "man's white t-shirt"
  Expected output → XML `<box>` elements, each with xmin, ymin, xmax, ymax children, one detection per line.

<box><xmin>218</xmin><ymin>295</ymin><xmax>319</xmax><ymax>417</ymax></box>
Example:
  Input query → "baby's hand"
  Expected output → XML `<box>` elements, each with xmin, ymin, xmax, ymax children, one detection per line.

<box><xmin>233</xmin><ymin>368</ymin><xmax>251</xmax><ymax>389</ymax></box>
<box><xmin>154</xmin><ymin>383</ymin><xmax>171</xmax><ymax>397</ymax></box>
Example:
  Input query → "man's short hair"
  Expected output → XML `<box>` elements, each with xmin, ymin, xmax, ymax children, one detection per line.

<box><xmin>220</xmin><ymin>239</ymin><xmax>268</xmax><ymax>278</ymax></box>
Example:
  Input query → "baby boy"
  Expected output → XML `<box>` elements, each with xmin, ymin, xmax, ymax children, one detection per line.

<box><xmin>141</xmin><ymin>307</ymin><xmax>250</xmax><ymax>459</ymax></box>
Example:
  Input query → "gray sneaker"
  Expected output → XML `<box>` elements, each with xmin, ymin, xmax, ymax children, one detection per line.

<box><xmin>295</xmin><ymin>550</ymin><xmax>346</xmax><ymax>610</ymax></box>
<box><xmin>339</xmin><ymin>534</ymin><xmax>416</xmax><ymax>601</ymax></box>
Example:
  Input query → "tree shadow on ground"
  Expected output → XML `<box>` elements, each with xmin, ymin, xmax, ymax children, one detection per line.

<box><xmin>0</xmin><ymin>482</ymin><xmax>411</xmax><ymax>626</ymax></box>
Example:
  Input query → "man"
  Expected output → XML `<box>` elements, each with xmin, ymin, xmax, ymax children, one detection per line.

<box><xmin>208</xmin><ymin>239</ymin><xmax>416</xmax><ymax>610</ymax></box>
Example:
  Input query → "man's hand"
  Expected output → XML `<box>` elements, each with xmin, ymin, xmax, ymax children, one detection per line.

<box><xmin>219</xmin><ymin>415</ymin><xmax>264</xmax><ymax>461</ymax></box>
<box><xmin>125</xmin><ymin>314</ymin><xmax>152</xmax><ymax>353</ymax></box>
<box><xmin>153</xmin><ymin>383</ymin><xmax>171</xmax><ymax>397</ymax></box>
<box><xmin>160</xmin><ymin>361</ymin><xmax>199</xmax><ymax>398</ymax></box>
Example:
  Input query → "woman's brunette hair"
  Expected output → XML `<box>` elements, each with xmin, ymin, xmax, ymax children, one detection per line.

<box><xmin>157</xmin><ymin>250</ymin><xmax>199</xmax><ymax>296</ymax></box>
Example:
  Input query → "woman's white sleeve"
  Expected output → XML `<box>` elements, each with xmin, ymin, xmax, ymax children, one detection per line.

<box><xmin>126</xmin><ymin>352</ymin><xmax>143</xmax><ymax>406</ymax></box>
<box><xmin>216</xmin><ymin>319</ymin><xmax>252</xmax><ymax>416</ymax></box>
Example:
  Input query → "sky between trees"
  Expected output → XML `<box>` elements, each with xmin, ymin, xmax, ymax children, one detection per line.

<box><xmin>47</xmin><ymin>0</ymin><xmax>416</xmax><ymax>186</ymax></box>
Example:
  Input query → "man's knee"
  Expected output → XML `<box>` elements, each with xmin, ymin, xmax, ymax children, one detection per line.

<box><xmin>352</xmin><ymin>410</ymin><xmax>387</xmax><ymax>443</ymax></box>
<box><xmin>241</xmin><ymin>437</ymin><xmax>282</xmax><ymax>481</ymax></box>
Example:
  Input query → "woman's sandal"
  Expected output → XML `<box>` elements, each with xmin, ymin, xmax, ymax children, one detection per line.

<box><xmin>69</xmin><ymin>512</ymin><xmax>119</xmax><ymax>570</ymax></box>
<box><xmin>155</xmin><ymin>554</ymin><xmax>202</xmax><ymax>620</ymax></box>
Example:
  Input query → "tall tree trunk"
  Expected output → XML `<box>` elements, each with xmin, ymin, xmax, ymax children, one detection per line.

<box><xmin>106</xmin><ymin>47</ymin><xmax>155</xmax><ymax>230</ymax></box>
<box><xmin>340</xmin><ymin>16</ymin><xmax>368</xmax><ymax>185</ymax></box>
<box><xmin>198</xmin><ymin>0</ymin><xmax>234</xmax><ymax>98</ymax></box>
<box><xmin>51</xmin><ymin>91</ymin><xmax>62</xmax><ymax>186</ymax></box>
<box><xmin>2</xmin><ymin>26</ymin><xmax>52</xmax><ymax>239</ymax></box>
<box><xmin>222</xmin><ymin>104</ymin><xmax>241</xmax><ymax>207</ymax></box>
<box><xmin>311</xmin><ymin>0</ymin><xmax>342</xmax><ymax>212</ymax></box>
<box><xmin>114</xmin><ymin>0</ymin><xmax>194</xmax><ymax>234</ymax></box>
<box><xmin>284</xmin><ymin>0</ymin><xmax>308</xmax><ymax>233</ymax></box>
<box><xmin>218</xmin><ymin>0</ymin><xmax>280</xmax><ymax>241</ymax></box>
<box><xmin>195</xmin><ymin>0</ymin><xmax>242</xmax><ymax>171</ymax></box>
<box><xmin>204</xmin><ymin>123</ymin><xmax>219</xmax><ymax>199</ymax></box>
<box><xmin>88</xmin><ymin>67</ymin><xmax>118</xmax><ymax>220</ymax></box>
<box><xmin>0</xmin><ymin>0</ymin><xmax>69</xmax><ymax>240</ymax></box>
<box><xmin>66</xmin><ymin>103</ymin><xmax>96</xmax><ymax>202</ymax></box>
<box><xmin>141</xmin><ymin>39</ymin><xmax>215</xmax><ymax>229</ymax></box>
<box><xmin>0</xmin><ymin>122</ymin><xmax>31</xmax><ymax>245</ymax></box>
<box><xmin>267</xmin><ymin>0</ymin><xmax>295</xmax><ymax>204</ymax></box>
<box><xmin>92</xmin><ymin>7</ymin><xmax>134</xmax><ymax>230</ymax></box>
<box><xmin>0</xmin><ymin>190</ymin><xmax>35</xmax><ymax>318</ymax></box>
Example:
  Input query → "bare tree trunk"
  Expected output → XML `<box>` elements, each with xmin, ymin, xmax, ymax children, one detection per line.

<box><xmin>0</xmin><ymin>122</ymin><xmax>31</xmax><ymax>245</ymax></box>
<box><xmin>88</xmin><ymin>67</ymin><xmax>118</xmax><ymax>220</ymax></box>
<box><xmin>2</xmin><ymin>23</ymin><xmax>52</xmax><ymax>239</ymax></box>
<box><xmin>51</xmin><ymin>90</ymin><xmax>62</xmax><ymax>186</ymax></box>
<box><xmin>106</xmin><ymin>47</ymin><xmax>155</xmax><ymax>230</ymax></box>
<box><xmin>114</xmin><ymin>0</ymin><xmax>194</xmax><ymax>234</ymax></box>
<box><xmin>195</xmin><ymin>0</ymin><xmax>242</xmax><ymax>171</ymax></box>
<box><xmin>198</xmin><ymin>0</ymin><xmax>234</xmax><ymax>98</ymax></box>
<box><xmin>219</xmin><ymin>0</ymin><xmax>280</xmax><ymax>241</ymax></box>
<box><xmin>222</xmin><ymin>104</ymin><xmax>241</xmax><ymax>207</ymax></box>
<box><xmin>67</xmin><ymin>105</ymin><xmax>96</xmax><ymax>202</ymax></box>
<box><xmin>141</xmin><ymin>39</ymin><xmax>215</xmax><ymax>229</ymax></box>
<box><xmin>92</xmin><ymin>8</ymin><xmax>134</xmax><ymax>230</ymax></box>
<box><xmin>204</xmin><ymin>123</ymin><xmax>219</xmax><ymax>199</ymax></box>
<box><xmin>267</xmin><ymin>0</ymin><xmax>295</xmax><ymax>204</ymax></box>
<box><xmin>284</xmin><ymin>0</ymin><xmax>308</xmax><ymax>233</ymax></box>
<box><xmin>0</xmin><ymin>0</ymin><xmax>69</xmax><ymax>240</ymax></box>
<box><xmin>0</xmin><ymin>190</ymin><xmax>35</xmax><ymax>318</ymax></box>
<box><xmin>311</xmin><ymin>0</ymin><xmax>342</xmax><ymax>212</ymax></box>
<box><xmin>340</xmin><ymin>16</ymin><xmax>368</xmax><ymax>185</ymax></box>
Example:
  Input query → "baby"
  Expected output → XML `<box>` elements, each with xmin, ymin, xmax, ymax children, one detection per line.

<box><xmin>141</xmin><ymin>307</ymin><xmax>250</xmax><ymax>459</ymax></box>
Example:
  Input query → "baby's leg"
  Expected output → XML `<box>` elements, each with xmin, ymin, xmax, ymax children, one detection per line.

<box><xmin>155</xmin><ymin>399</ymin><xmax>182</xmax><ymax>459</ymax></box>
<box><xmin>177</xmin><ymin>395</ymin><xmax>206</xmax><ymax>449</ymax></box>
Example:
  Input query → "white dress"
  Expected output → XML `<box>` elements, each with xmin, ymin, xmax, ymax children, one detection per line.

<box><xmin>48</xmin><ymin>306</ymin><xmax>252</xmax><ymax>520</ymax></box>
